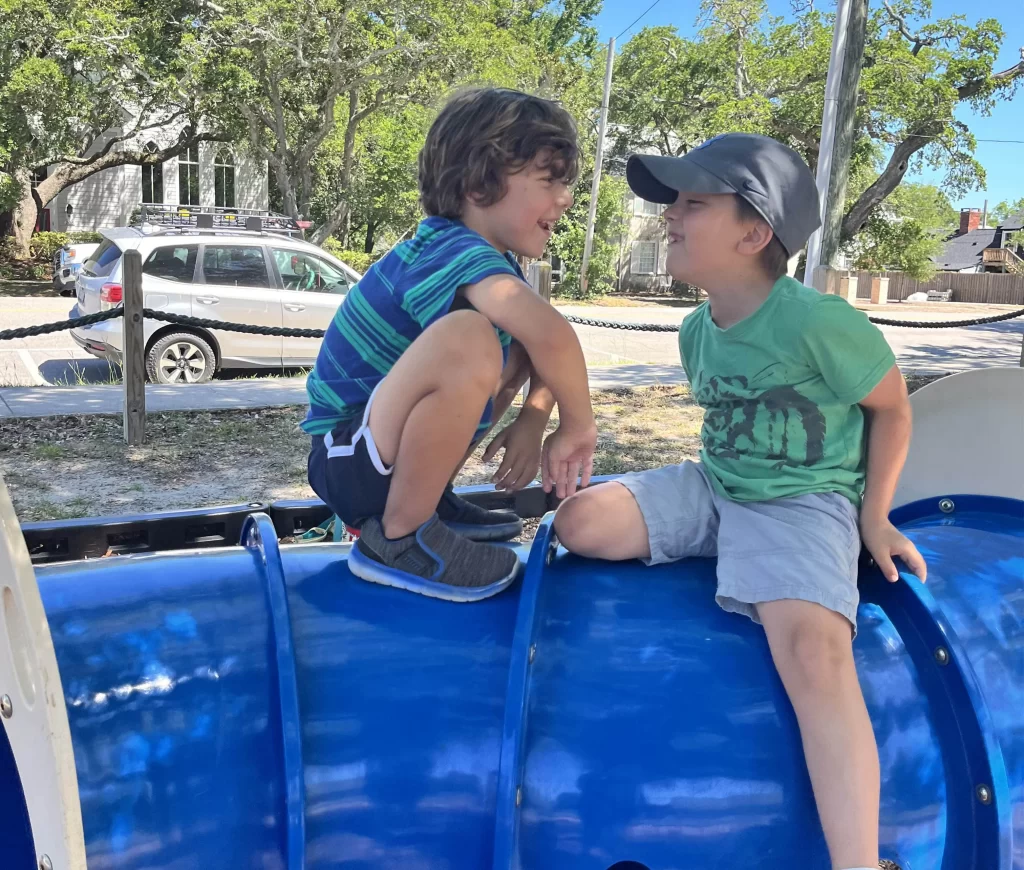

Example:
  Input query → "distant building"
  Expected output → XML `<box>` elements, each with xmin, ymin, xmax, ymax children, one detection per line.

<box><xmin>933</xmin><ymin>207</ymin><xmax>1024</xmax><ymax>274</ymax></box>
<box><xmin>34</xmin><ymin>123</ymin><xmax>267</xmax><ymax>233</ymax></box>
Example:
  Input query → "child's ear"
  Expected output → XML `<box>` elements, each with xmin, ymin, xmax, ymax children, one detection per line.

<box><xmin>737</xmin><ymin>220</ymin><xmax>774</xmax><ymax>256</ymax></box>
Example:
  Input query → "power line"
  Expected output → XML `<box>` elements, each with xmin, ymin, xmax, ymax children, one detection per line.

<box><xmin>616</xmin><ymin>0</ymin><xmax>664</xmax><ymax>40</ymax></box>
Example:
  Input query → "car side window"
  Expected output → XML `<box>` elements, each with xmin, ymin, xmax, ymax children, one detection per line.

<box><xmin>202</xmin><ymin>245</ymin><xmax>271</xmax><ymax>287</ymax></box>
<box><xmin>143</xmin><ymin>245</ymin><xmax>198</xmax><ymax>282</ymax></box>
<box><xmin>271</xmin><ymin>248</ymin><xmax>350</xmax><ymax>294</ymax></box>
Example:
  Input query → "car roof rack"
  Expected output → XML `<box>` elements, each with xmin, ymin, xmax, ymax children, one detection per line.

<box><xmin>130</xmin><ymin>204</ymin><xmax>310</xmax><ymax>239</ymax></box>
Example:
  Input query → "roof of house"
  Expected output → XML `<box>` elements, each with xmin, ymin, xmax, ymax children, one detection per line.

<box><xmin>1002</xmin><ymin>211</ymin><xmax>1024</xmax><ymax>231</ymax></box>
<box><xmin>933</xmin><ymin>227</ymin><xmax>1000</xmax><ymax>271</ymax></box>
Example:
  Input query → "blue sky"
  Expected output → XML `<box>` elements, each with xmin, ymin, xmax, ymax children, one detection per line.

<box><xmin>592</xmin><ymin>0</ymin><xmax>1023</xmax><ymax>214</ymax></box>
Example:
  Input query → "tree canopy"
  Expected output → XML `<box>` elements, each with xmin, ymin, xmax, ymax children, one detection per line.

<box><xmin>1</xmin><ymin>0</ymin><xmax>1020</xmax><ymax>287</ymax></box>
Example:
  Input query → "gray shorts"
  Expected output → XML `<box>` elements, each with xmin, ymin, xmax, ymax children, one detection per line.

<box><xmin>617</xmin><ymin>461</ymin><xmax>862</xmax><ymax>633</ymax></box>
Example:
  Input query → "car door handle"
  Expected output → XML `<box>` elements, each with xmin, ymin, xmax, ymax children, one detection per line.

<box><xmin>284</xmin><ymin>303</ymin><xmax>306</xmax><ymax>312</ymax></box>
<box><xmin>196</xmin><ymin>296</ymin><xmax>220</xmax><ymax>305</ymax></box>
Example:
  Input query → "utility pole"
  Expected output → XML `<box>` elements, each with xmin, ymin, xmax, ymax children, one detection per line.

<box><xmin>804</xmin><ymin>0</ymin><xmax>868</xmax><ymax>287</ymax></box>
<box><xmin>580</xmin><ymin>36</ymin><xmax>615</xmax><ymax>297</ymax></box>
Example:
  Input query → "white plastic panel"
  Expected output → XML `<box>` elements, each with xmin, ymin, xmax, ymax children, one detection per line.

<box><xmin>894</xmin><ymin>367</ymin><xmax>1024</xmax><ymax>508</ymax></box>
<box><xmin>0</xmin><ymin>473</ymin><xmax>87</xmax><ymax>869</ymax></box>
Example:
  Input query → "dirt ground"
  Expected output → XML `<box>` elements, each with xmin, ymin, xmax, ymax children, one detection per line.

<box><xmin>1</xmin><ymin>385</ymin><xmax>714</xmax><ymax>523</ymax></box>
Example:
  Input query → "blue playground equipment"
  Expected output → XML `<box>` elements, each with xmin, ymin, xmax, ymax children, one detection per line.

<box><xmin>1</xmin><ymin>367</ymin><xmax>1022</xmax><ymax>870</ymax></box>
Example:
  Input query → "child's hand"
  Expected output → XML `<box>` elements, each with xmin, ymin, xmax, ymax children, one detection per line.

<box><xmin>481</xmin><ymin>410</ymin><xmax>546</xmax><ymax>492</ymax></box>
<box><xmin>861</xmin><ymin>517</ymin><xmax>927</xmax><ymax>583</ymax></box>
<box><xmin>541</xmin><ymin>423</ymin><xmax>597</xmax><ymax>499</ymax></box>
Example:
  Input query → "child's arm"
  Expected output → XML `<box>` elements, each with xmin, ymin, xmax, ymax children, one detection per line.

<box><xmin>483</xmin><ymin>372</ymin><xmax>555</xmax><ymax>491</ymax></box>
<box><xmin>461</xmin><ymin>274</ymin><xmax>596</xmax><ymax>497</ymax></box>
<box><xmin>858</xmin><ymin>365</ymin><xmax>928</xmax><ymax>582</ymax></box>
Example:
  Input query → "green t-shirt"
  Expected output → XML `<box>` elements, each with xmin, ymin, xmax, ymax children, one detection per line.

<box><xmin>679</xmin><ymin>276</ymin><xmax>895</xmax><ymax>507</ymax></box>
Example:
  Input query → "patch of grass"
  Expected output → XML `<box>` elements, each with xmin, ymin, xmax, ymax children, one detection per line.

<box><xmin>32</xmin><ymin>444</ymin><xmax>68</xmax><ymax>460</ymax></box>
<box><xmin>0</xmin><ymin>279</ymin><xmax>54</xmax><ymax>297</ymax></box>
<box><xmin>50</xmin><ymin>360</ymin><xmax>122</xmax><ymax>387</ymax></box>
<box><xmin>0</xmin><ymin>377</ymin><xmax>948</xmax><ymax>524</ymax></box>
<box><xmin>21</xmin><ymin>500</ymin><xmax>89</xmax><ymax>522</ymax></box>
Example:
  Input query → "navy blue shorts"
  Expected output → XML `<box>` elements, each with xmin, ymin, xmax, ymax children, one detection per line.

<box><xmin>307</xmin><ymin>386</ymin><xmax>492</xmax><ymax>530</ymax></box>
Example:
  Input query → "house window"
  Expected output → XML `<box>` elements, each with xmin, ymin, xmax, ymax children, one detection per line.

<box><xmin>214</xmin><ymin>149</ymin><xmax>235</xmax><ymax>209</ymax></box>
<box><xmin>141</xmin><ymin>141</ymin><xmax>164</xmax><ymax>204</ymax></box>
<box><xmin>178</xmin><ymin>144</ymin><xmax>200</xmax><ymax>206</ymax></box>
<box><xmin>631</xmin><ymin>240</ymin><xmax>658</xmax><ymax>274</ymax></box>
<box><xmin>634</xmin><ymin>196</ymin><xmax>662</xmax><ymax>217</ymax></box>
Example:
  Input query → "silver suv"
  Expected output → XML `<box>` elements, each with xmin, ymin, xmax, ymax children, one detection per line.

<box><xmin>70</xmin><ymin>207</ymin><xmax>361</xmax><ymax>384</ymax></box>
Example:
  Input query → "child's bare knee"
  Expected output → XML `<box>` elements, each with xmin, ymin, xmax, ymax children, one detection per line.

<box><xmin>775</xmin><ymin>619</ymin><xmax>853</xmax><ymax>698</ymax></box>
<box><xmin>442</xmin><ymin>310</ymin><xmax>503</xmax><ymax>385</ymax></box>
<box><xmin>553</xmin><ymin>493</ymin><xmax>599</xmax><ymax>553</ymax></box>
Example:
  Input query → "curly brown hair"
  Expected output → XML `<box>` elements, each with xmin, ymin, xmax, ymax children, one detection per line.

<box><xmin>418</xmin><ymin>87</ymin><xmax>579</xmax><ymax>219</ymax></box>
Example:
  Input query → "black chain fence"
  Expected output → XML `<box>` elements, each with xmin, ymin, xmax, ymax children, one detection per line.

<box><xmin>2</xmin><ymin>304</ymin><xmax>1023</xmax><ymax>344</ymax></box>
<box><xmin>564</xmin><ymin>307</ymin><xmax>1024</xmax><ymax>331</ymax></box>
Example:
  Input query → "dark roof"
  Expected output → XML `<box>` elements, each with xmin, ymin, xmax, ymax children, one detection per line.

<box><xmin>933</xmin><ymin>227</ymin><xmax>1000</xmax><ymax>271</ymax></box>
<box><xmin>1001</xmin><ymin>211</ymin><xmax>1024</xmax><ymax>231</ymax></box>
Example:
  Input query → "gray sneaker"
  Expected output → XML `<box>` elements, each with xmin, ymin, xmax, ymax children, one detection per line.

<box><xmin>348</xmin><ymin>514</ymin><xmax>520</xmax><ymax>602</ymax></box>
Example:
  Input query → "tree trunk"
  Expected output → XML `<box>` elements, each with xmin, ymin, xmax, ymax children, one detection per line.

<box><xmin>841</xmin><ymin>127</ymin><xmax>934</xmax><ymax>239</ymax></box>
<box><xmin>364</xmin><ymin>220</ymin><xmax>376</xmax><ymax>254</ymax></box>
<box><xmin>310</xmin><ymin>86</ymin><xmax>391</xmax><ymax>246</ymax></box>
<box><xmin>10</xmin><ymin>169</ymin><xmax>38</xmax><ymax>260</ymax></box>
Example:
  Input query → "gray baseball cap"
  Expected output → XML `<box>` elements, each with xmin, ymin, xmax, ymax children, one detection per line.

<box><xmin>625</xmin><ymin>133</ymin><xmax>821</xmax><ymax>256</ymax></box>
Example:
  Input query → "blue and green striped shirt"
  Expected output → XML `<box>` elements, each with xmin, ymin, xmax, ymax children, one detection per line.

<box><xmin>302</xmin><ymin>217</ymin><xmax>524</xmax><ymax>436</ymax></box>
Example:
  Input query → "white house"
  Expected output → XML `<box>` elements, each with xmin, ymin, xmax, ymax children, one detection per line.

<box><xmin>616</xmin><ymin>192</ymin><xmax>672</xmax><ymax>292</ymax></box>
<box><xmin>39</xmin><ymin>133</ymin><xmax>268</xmax><ymax>233</ymax></box>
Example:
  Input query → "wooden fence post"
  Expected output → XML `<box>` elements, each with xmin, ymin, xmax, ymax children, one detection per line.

<box><xmin>122</xmin><ymin>250</ymin><xmax>146</xmax><ymax>446</ymax></box>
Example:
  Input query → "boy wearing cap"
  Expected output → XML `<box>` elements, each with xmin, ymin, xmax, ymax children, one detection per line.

<box><xmin>554</xmin><ymin>133</ymin><xmax>927</xmax><ymax>870</ymax></box>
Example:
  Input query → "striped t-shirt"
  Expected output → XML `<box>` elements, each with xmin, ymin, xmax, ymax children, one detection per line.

<box><xmin>302</xmin><ymin>216</ymin><xmax>524</xmax><ymax>437</ymax></box>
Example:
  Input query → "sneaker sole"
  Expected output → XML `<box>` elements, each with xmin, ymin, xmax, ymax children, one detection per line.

<box><xmin>444</xmin><ymin>519</ymin><xmax>523</xmax><ymax>542</ymax></box>
<box><xmin>347</xmin><ymin>545</ymin><xmax>521</xmax><ymax>602</ymax></box>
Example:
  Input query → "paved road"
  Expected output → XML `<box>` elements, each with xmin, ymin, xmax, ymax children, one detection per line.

<box><xmin>2</xmin><ymin>296</ymin><xmax>1022</xmax><ymax>392</ymax></box>
<box><xmin>561</xmin><ymin>303</ymin><xmax>1024</xmax><ymax>374</ymax></box>
<box><xmin>0</xmin><ymin>364</ymin><xmax>689</xmax><ymax>418</ymax></box>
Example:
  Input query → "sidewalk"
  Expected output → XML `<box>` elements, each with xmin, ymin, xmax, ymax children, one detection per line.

<box><xmin>0</xmin><ymin>364</ymin><xmax>688</xmax><ymax>418</ymax></box>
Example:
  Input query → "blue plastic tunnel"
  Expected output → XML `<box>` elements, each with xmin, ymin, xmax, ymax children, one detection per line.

<box><xmin>2</xmin><ymin>494</ymin><xmax>1022</xmax><ymax>869</ymax></box>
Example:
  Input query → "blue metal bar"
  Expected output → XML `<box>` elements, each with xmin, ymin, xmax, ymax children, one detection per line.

<box><xmin>243</xmin><ymin>513</ymin><xmax>306</xmax><ymax>870</ymax></box>
<box><xmin>491</xmin><ymin>517</ymin><xmax>556</xmax><ymax>869</ymax></box>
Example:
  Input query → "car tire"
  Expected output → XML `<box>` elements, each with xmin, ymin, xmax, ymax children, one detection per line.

<box><xmin>146</xmin><ymin>332</ymin><xmax>217</xmax><ymax>385</ymax></box>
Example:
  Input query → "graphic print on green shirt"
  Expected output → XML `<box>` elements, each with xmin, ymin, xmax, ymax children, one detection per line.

<box><xmin>679</xmin><ymin>276</ymin><xmax>895</xmax><ymax>507</ymax></box>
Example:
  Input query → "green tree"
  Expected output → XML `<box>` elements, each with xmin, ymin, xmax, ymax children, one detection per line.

<box><xmin>850</xmin><ymin>182</ymin><xmax>955</xmax><ymax>278</ymax></box>
<box><xmin>317</xmin><ymin>105</ymin><xmax>430</xmax><ymax>252</ymax></box>
<box><xmin>990</xmin><ymin>197</ymin><xmax>1024</xmax><ymax>225</ymax></box>
<box><xmin>550</xmin><ymin>173</ymin><xmax>629</xmax><ymax>298</ymax></box>
<box><xmin>0</xmin><ymin>0</ymin><xmax>234</xmax><ymax>258</ymax></box>
<box><xmin>211</xmin><ymin>0</ymin><xmax>474</xmax><ymax>242</ymax></box>
<box><xmin>304</xmin><ymin>0</ymin><xmax>604</xmax><ymax>253</ymax></box>
<box><xmin>841</xmin><ymin>1</ymin><xmax>1023</xmax><ymax>238</ymax></box>
<box><xmin>608</xmin><ymin>1</ymin><xmax>1023</xmax><ymax>247</ymax></box>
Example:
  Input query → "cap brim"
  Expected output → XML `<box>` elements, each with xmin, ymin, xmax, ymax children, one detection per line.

<box><xmin>626</xmin><ymin>154</ymin><xmax>736</xmax><ymax>204</ymax></box>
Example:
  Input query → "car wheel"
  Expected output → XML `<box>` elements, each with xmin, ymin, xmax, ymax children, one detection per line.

<box><xmin>146</xmin><ymin>332</ymin><xmax>216</xmax><ymax>384</ymax></box>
